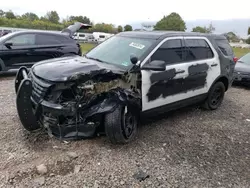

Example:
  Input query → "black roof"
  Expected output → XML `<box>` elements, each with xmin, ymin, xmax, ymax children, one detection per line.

<box><xmin>6</xmin><ymin>30</ymin><xmax>65</xmax><ymax>37</ymax></box>
<box><xmin>118</xmin><ymin>31</ymin><xmax>227</xmax><ymax>40</ymax></box>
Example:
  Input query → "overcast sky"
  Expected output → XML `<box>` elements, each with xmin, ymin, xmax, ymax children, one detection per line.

<box><xmin>2</xmin><ymin>0</ymin><xmax>250</xmax><ymax>25</ymax></box>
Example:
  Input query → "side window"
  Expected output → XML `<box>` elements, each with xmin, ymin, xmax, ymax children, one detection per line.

<box><xmin>215</xmin><ymin>39</ymin><xmax>233</xmax><ymax>56</ymax></box>
<box><xmin>151</xmin><ymin>39</ymin><xmax>184</xmax><ymax>64</ymax></box>
<box><xmin>184</xmin><ymin>39</ymin><xmax>214</xmax><ymax>61</ymax></box>
<box><xmin>35</xmin><ymin>34</ymin><xmax>62</xmax><ymax>45</ymax></box>
<box><xmin>6</xmin><ymin>34</ymin><xmax>35</xmax><ymax>46</ymax></box>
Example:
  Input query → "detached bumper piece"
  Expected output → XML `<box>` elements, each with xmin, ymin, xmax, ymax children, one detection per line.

<box><xmin>15</xmin><ymin>67</ymin><xmax>41</xmax><ymax>131</ymax></box>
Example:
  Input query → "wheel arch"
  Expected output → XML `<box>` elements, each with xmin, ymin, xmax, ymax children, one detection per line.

<box><xmin>211</xmin><ymin>75</ymin><xmax>229</xmax><ymax>91</ymax></box>
<box><xmin>0</xmin><ymin>58</ymin><xmax>6</xmax><ymax>71</ymax></box>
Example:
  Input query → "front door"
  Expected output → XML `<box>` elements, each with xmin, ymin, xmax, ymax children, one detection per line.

<box><xmin>141</xmin><ymin>36</ymin><xmax>220</xmax><ymax>111</ymax></box>
<box><xmin>1</xmin><ymin>33</ymin><xmax>36</xmax><ymax>69</ymax></box>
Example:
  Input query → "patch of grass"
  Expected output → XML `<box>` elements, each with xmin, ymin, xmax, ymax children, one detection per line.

<box><xmin>233</xmin><ymin>47</ymin><xmax>250</xmax><ymax>58</ymax></box>
<box><xmin>80</xmin><ymin>43</ymin><xmax>96</xmax><ymax>54</ymax></box>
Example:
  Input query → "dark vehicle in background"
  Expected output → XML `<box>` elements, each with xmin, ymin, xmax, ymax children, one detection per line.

<box><xmin>0</xmin><ymin>29</ymin><xmax>12</xmax><ymax>37</ymax></box>
<box><xmin>0</xmin><ymin>22</ymin><xmax>91</xmax><ymax>72</ymax></box>
<box><xmin>15</xmin><ymin>31</ymin><xmax>235</xmax><ymax>144</ymax></box>
<box><xmin>233</xmin><ymin>52</ymin><xmax>250</xmax><ymax>86</ymax></box>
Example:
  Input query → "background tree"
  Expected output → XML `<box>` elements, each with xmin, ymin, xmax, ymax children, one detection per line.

<box><xmin>206</xmin><ymin>23</ymin><xmax>215</xmax><ymax>33</ymax></box>
<box><xmin>92</xmin><ymin>23</ymin><xmax>115</xmax><ymax>33</ymax></box>
<box><xmin>246</xmin><ymin>37</ymin><xmax>250</xmax><ymax>44</ymax></box>
<box><xmin>192</xmin><ymin>23</ymin><xmax>215</xmax><ymax>34</ymax></box>
<box><xmin>5</xmin><ymin>10</ymin><xmax>16</xmax><ymax>19</ymax></box>
<box><xmin>154</xmin><ymin>12</ymin><xmax>186</xmax><ymax>31</ymax></box>
<box><xmin>68</xmin><ymin>16</ymin><xmax>91</xmax><ymax>24</ymax></box>
<box><xmin>124</xmin><ymin>24</ymin><xmax>132</xmax><ymax>31</ymax></box>
<box><xmin>192</xmin><ymin>26</ymin><xmax>207</xmax><ymax>33</ymax></box>
<box><xmin>0</xmin><ymin>10</ymin><xmax>4</xmax><ymax>17</ymax></box>
<box><xmin>40</xmin><ymin>16</ymin><xmax>48</xmax><ymax>22</ymax></box>
<box><xmin>117</xmin><ymin>25</ymin><xmax>123</xmax><ymax>32</ymax></box>
<box><xmin>45</xmin><ymin>11</ymin><xmax>60</xmax><ymax>24</ymax></box>
<box><xmin>226</xmin><ymin>32</ymin><xmax>240</xmax><ymax>42</ymax></box>
<box><xmin>248</xmin><ymin>27</ymin><xmax>250</xmax><ymax>35</ymax></box>
<box><xmin>21</xmin><ymin>12</ymin><xmax>39</xmax><ymax>21</ymax></box>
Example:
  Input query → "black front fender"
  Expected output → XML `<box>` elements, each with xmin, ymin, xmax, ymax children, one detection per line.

<box><xmin>85</xmin><ymin>98</ymin><xmax>119</xmax><ymax>118</ymax></box>
<box><xmin>84</xmin><ymin>89</ymin><xmax>141</xmax><ymax>118</ymax></box>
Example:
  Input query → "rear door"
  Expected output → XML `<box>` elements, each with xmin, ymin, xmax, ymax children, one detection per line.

<box><xmin>32</xmin><ymin>33</ymin><xmax>66</xmax><ymax>62</ymax></box>
<box><xmin>141</xmin><ymin>36</ymin><xmax>220</xmax><ymax>111</ymax></box>
<box><xmin>0</xmin><ymin>33</ymin><xmax>36</xmax><ymax>69</ymax></box>
<box><xmin>183</xmin><ymin>37</ymin><xmax>221</xmax><ymax>93</ymax></box>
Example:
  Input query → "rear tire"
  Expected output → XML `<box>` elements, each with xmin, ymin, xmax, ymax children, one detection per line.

<box><xmin>202</xmin><ymin>82</ymin><xmax>225</xmax><ymax>110</ymax></box>
<box><xmin>104</xmin><ymin>105</ymin><xmax>138</xmax><ymax>144</ymax></box>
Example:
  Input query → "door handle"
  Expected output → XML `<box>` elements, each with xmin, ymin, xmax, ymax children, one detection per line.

<box><xmin>175</xmin><ymin>70</ymin><xmax>185</xmax><ymax>74</ymax></box>
<box><xmin>211</xmin><ymin>63</ymin><xmax>218</xmax><ymax>67</ymax></box>
<box><xmin>26</xmin><ymin>52</ymin><xmax>32</xmax><ymax>55</ymax></box>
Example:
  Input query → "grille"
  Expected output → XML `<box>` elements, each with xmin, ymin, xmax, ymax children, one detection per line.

<box><xmin>30</xmin><ymin>72</ymin><xmax>52</xmax><ymax>103</ymax></box>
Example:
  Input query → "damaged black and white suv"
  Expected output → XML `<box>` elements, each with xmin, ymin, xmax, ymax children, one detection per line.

<box><xmin>15</xmin><ymin>31</ymin><xmax>235</xmax><ymax>144</ymax></box>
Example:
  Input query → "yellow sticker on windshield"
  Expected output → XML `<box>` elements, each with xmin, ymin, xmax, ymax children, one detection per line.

<box><xmin>129</xmin><ymin>42</ymin><xmax>145</xmax><ymax>50</ymax></box>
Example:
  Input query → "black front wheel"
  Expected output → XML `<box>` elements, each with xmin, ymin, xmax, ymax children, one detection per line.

<box><xmin>203</xmin><ymin>81</ymin><xmax>225</xmax><ymax>110</ymax></box>
<box><xmin>104</xmin><ymin>105</ymin><xmax>138</xmax><ymax>144</ymax></box>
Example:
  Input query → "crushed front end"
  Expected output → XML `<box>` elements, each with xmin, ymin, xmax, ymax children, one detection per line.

<box><xmin>15</xmin><ymin>66</ymin><xmax>141</xmax><ymax>140</ymax></box>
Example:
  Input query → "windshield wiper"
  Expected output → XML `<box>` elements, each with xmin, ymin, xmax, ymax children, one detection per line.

<box><xmin>85</xmin><ymin>55</ymin><xmax>107</xmax><ymax>63</ymax></box>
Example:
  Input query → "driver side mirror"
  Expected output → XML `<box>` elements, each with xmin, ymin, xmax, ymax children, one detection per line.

<box><xmin>130</xmin><ymin>54</ymin><xmax>138</xmax><ymax>65</ymax></box>
<box><xmin>4</xmin><ymin>42</ymin><xmax>13</xmax><ymax>49</ymax></box>
<box><xmin>141</xmin><ymin>60</ymin><xmax>166</xmax><ymax>71</ymax></box>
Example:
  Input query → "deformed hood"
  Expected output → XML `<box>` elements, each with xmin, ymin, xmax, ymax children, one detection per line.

<box><xmin>32</xmin><ymin>56</ymin><xmax>125</xmax><ymax>82</ymax></box>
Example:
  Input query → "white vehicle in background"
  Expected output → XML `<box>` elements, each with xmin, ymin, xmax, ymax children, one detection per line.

<box><xmin>93</xmin><ymin>32</ymin><xmax>114</xmax><ymax>43</ymax></box>
<box><xmin>73</xmin><ymin>32</ymin><xmax>95</xmax><ymax>42</ymax></box>
<box><xmin>73</xmin><ymin>32</ymin><xmax>86</xmax><ymax>41</ymax></box>
<box><xmin>73</xmin><ymin>32</ymin><xmax>114</xmax><ymax>43</ymax></box>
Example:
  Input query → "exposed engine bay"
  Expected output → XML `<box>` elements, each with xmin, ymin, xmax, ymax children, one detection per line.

<box><xmin>32</xmin><ymin>71</ymin><xmax>141</xmax><ymax>140</ymax></box>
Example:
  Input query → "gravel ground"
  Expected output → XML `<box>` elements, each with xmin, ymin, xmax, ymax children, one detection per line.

<box><xmin>0</xmin><ymin>76</ymin><xmax>250</xmax><ymax>188</ymax></box>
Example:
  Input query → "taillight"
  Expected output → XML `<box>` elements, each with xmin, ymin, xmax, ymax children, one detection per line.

<box><xmin>233</xmin><ymin>57</ymin><xmax>238</xmax><ymax>63</ymax></box>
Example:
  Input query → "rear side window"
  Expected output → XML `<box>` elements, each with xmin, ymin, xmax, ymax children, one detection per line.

<box><xmin>184</xmin><ymin>39</ymin><xmax>214</xmax><ymax>61</ymax></box>
<box><xmin>151</xmin><ymin>39</ymin><xmax>184</xmax><ymax>64</ymax></box>
<box><xmin>36</xmin><ymin>34</ymin><xmax>62</xmax><ymax>45</ymax></box>
<box><xmin>215</xmin><ymin>39</ymin><xmax>234</xmax><ymax>56</ymax></box>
